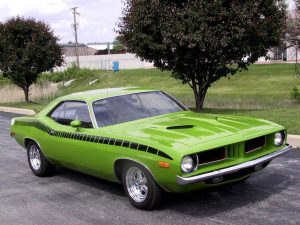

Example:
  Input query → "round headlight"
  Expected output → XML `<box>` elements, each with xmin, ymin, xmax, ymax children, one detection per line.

<box><xmin>181</xmin><ymin>156</ymin><xmax>194</xmax><ymax>173</ymax></box>
<box><xmin>274</xmin><ymin>132</ymin><xmax>284</xmax><ymax>146</ymax></box>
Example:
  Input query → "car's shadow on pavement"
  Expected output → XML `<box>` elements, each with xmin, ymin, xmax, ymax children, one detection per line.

<box><xmin>54</xmin><ymin>167</ymin><xmax>125</xmax><ymax>197</ymax></box>
<box><xmin>52</xmin><ymin>166</ymin><xmax>296</xmax><ymax>216</ymax></box>
<box><xmin>162</xmin><ymin>171</ymin><xmax>296</xmax><ymax>216</ymax></box>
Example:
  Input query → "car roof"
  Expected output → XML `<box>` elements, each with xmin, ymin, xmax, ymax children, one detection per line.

<box><xmin>58</xmin><ymin>87</ymin><xmax>159</xmax><ymax>102</ymax></box>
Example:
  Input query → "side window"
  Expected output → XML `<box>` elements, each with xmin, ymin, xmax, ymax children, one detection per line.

<box><xmin>49</xmin><ymin>101</ymin><xmax>93</xmax><ymax>128</ymax></box>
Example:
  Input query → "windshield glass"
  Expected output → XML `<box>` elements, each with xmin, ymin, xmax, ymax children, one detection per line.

<box><xmin>93</xmin><ymin>91</ymin><xmax>186</xmax><ymax>127</ymax></box>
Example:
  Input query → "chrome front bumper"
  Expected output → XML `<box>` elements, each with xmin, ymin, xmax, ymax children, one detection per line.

<box><xmin>176</xmin><ymin>144</ymin><xmax>293</xmax><ymax>185</ymax></box>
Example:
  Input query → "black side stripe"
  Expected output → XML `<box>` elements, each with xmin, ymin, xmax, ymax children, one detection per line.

<box><xmin>15</xmin><ymin>120</ymin><xmax>173</xmax><ymax>160</ymax></box>
<box><xmin>147</xmin><ymin>147</ymin><xmax>158</xmax><ymax>155</ymax></box>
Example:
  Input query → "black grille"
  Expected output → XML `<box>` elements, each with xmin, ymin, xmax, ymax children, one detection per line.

<box><xmin>197</xmin><ymin>147</ymin><xmax>226</xmax><ymax>165</ymax></box>
<box><xmin>245</xmin><ymin>136</ymin><xmax>266</xmax><ymax>153</ymax></box>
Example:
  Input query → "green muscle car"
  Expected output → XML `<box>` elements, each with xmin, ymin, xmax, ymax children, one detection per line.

<box><xmin>10</xmin><ymin>87</ymin><xmax>292</xmax><ymax>209</ymax></box>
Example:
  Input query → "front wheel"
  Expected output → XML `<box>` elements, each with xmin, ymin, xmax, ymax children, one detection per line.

<box><xmin>27</xmin><ymin>141</ymin><xmax>54</xmax><ymax>177</ymax></box>
<box><xmin>122</xmin><ymin>162</ymin><xmax>162</xmax><ymax>210</ymax></box>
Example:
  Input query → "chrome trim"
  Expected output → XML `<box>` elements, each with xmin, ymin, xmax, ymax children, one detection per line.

<box><xmin>89</xmin><ymin>99</ymin><xmax>99</xmax><ymax>128</ymax></box>
<box><xmin>196</xmin><ymin>158</ymin><xmax>227</xmax><ymax>168</ymax></box>
<box><xmin>176</xmin><ymin>144</ymin><xmax>293</xmax><ymax>185</ymax></box>
<box><xmin>162</xmin><ymin>91</ymin><xmax>189</xmax><ymax>111</ymax></box>
<box><xmin>24</xmin><ymin>137</ymin><xmax>42</xmax><ymax>150</ymax></box>
<box><xmin>125</xmin><ymin>166</ymin><xmax>148</xmax><ymax>202</ymax></box>
<box><xmin>274</xmin><ymin>131</ymin><xmax>285</xmax><ymax>146</ymax></box>
<box><xmin>194</xmin><ymin>154</ymin><xmax>199</xmax><ymax>171</ymax></box>
<box><xmin>86</xmin><ymin>101</ymin><xmax>98</xmax><ymax>129</ymax></box>
<box><xmin>28</xmin><ymin>144</ymin><xmax>41</xmax><ymax>171</ymax></box>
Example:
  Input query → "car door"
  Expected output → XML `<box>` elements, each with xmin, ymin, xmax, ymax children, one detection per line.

<box><xmin>44</xmin><ymin>100</ymin><xmax>103</xmax><ymax>177</ymax></box>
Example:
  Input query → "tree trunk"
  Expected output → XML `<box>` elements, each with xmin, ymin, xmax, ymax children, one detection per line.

<box><xmin>192</xmin><ymin>83</ymin><xmax>208</xmax><ymax>111</ymax></box>
<box><xmin>23</xmin><ymin>86</ymin><xmax>30</xmax><ymax>103</ymax></box>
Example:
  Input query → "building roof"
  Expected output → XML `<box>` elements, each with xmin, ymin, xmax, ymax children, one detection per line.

<box><xmin>62</xmin><ymin>43</ymin><xmax>87</xmax><ymax>47</ymax></box>
<box><xmin>87</xmin><ymin>42</ymin><xmax>114</xmax><ymax>50</ymax></box>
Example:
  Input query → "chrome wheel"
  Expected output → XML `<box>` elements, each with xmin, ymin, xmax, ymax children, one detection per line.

<box><xmin>125</xmin><ymin>167</ymin><xmax>148</xmax><ymax>202</ymax></box>
<box><xmin>29</xmin><ymin>145</ymin><xmax>41</xmax><ymax>171</ymax></box>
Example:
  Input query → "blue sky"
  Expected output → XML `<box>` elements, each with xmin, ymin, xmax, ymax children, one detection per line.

<box><xmin>0</xmin><ymin>0</ymin><xmax>296</xmax><ymax>44</ymax></box>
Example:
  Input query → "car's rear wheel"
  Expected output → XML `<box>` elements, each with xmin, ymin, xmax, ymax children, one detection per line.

<box><xmin>27</xmin><ymin>141</ymin><xmax>54</xmax><ymax>177</ymax></box>
<box><xmin>122</xmin><ymin>162</ymin><xmax>162</xmax><ymax>210</ymax></box>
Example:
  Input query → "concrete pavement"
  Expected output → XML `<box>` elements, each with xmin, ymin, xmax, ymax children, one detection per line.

<box><xmin>288</xmin><ymin>135</ymin><xmax>300</xmax><ymax>148</ymax></box>
<box><xmin>0</xmin><ymin>106</ymin><xmax>35</xmax><ymax>115</ymax></box>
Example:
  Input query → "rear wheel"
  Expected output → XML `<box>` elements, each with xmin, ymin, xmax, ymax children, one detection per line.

<box><xmin>27</xmin><ymin>141</ymin><xmax>54</xmax><ymax>177</ymax></box>
<box><xmin>122</xmin><ymin>162</ymin><xmax>162</xmax><ymax>210</ymax></box>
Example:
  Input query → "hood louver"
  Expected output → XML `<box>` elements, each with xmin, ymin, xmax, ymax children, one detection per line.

<box><xmin>166</xmin><ymin>125</ymin><xmax>194</xmax><ymax>130</ymax></box>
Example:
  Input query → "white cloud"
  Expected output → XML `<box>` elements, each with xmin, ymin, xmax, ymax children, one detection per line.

<box><xmin>0</xmin><ymin>0</ymin><xmax>122</xmax><ymax>43</ymax></box>
<box><xmin>0</xmin><ymin>0</ymin><xmax>69</xmax><ymax>16</ymax></box>
<box><xmin>96</xmin><ymin>27</ymin><xmax>109</xmax><ymax>36</ymax></box>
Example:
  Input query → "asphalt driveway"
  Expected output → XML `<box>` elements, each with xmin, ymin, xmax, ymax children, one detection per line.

<box><xmin>0</xmin><ymin>112</ymin><xmax>299</xmax><ymax>225</ymax></box>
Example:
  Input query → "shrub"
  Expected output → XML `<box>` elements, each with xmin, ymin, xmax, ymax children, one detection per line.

<box><xmin>291</xmin><ymin>87</ymin><xmax>300</xmax><ymax>104</ymax></box>
<box><xmin>41</xmin><ymin>65</ymin><xmax>97</xmax><ymax>83</ymax></box>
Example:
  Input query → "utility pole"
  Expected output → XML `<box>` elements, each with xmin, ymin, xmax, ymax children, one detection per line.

<box><xmin>71</xmin><ymin>7</ymin><xmax>80</xmax><ymax>68</ymax></box>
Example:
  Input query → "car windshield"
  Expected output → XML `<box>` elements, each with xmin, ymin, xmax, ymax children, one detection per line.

<box><xmin>92</xmin><ymin>91</ymin><xmax>186</xmax><ymax>127</ymax></box>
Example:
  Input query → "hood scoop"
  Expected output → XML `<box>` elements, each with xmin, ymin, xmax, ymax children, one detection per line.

<box><xmin>166</xmin><ymin>125</ymin><xmax>194</xmax><ymax>130</ymax></box>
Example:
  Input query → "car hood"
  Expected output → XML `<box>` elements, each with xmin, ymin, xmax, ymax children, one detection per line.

<box><xmin>109</xmin><ymin>111</ymin><xmax>283</xmax><ymax>152</ymax></box>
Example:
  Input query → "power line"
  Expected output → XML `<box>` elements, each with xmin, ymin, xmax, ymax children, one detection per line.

<box><xmin>71</xmin><ymin>7</ymin><xmax>80</xmax><ymax>68</ymax></box>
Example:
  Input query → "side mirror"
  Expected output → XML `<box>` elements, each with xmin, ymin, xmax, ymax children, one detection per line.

<box><xmin>70</xmin><ymin>120</ymin><xmax>81</xmax><ymax>129</ymax></box>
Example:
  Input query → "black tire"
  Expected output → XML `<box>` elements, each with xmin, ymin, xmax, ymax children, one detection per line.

<box><xmin>122</xmin><ymin>162</ymin><xmax>162</xmax><ymax>210</ymax></box>
<box><xmin>27</xmin><ymin>141</ymin><xmax>54</xmax><ymax>177</ymax></box>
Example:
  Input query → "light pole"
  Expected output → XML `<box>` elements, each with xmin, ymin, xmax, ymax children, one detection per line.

<box><xmin>71</xmin><ymin>7</ymin><xmax>80</xmax><ymax>68</ymax></box>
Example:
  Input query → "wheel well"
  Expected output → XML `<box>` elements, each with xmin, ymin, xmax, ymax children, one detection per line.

<box><xmin>114</xmin><ymin>159</ymin><xmax>168</xmax><ymax>192</ymax></box>
<box><xmin>114</xmin><ymin>159</ymin><xmax>150</xmax><ymax>183</ymax></box>
<box><xmin>24</xmin><ymin>138</ymin><xmax>36</xmax><ymax>148</ymax></box>
<box><xmin>114</xmin><ymin>159</ymin><xmax>129</xmax><ymax>182</ymax></box>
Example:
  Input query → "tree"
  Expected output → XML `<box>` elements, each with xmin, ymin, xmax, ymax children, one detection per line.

<box><xmin>286</xmin><ymin>0</ymin><xmax>300</xmax><ymax>48</ymax></box>
<box><xmin>285</xmin><ymin>0</ymin><xmax>300</xmax><ymax>75</ymax></box>
<box><xmin>113</xmin><ymin>35</ymin><xmax>126</xmax><ymax>51</ymax></box>
<box><xmin>118</xmin><ymin>0</ymin><xmax>287</xmax><ymax>110</ymax></box>
<box><xmin>0</xmin><ymin>17</ymin><xmax>63</xmax><ymax>102</ymax></box>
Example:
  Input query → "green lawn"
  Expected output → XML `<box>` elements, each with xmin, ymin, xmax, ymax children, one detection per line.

<box><xmin>202</xmin><ymin>108</ymin><xmax>300</xmax><ymax>135</ymax></box>
<box><xmin>1</xmin><ymin>64</ymin><xmax>300</xmax><ymax>134</ymax></box>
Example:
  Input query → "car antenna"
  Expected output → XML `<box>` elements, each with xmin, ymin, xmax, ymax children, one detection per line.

<box><xmin>105</xmin><ymin>72</ymin><xmax>112</xmax><ymax>133</ymax></box>
<box><xmin>106</xmin><ymin>72</ymin><xmax>108</xmax><ymax>98</ymax></box>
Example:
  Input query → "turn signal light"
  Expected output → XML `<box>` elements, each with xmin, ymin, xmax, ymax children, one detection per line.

<box><xmin>158</xmin><ymin>162</ymin><xmax>170</xmax><ymax>168</ymax></box>
<box><xmin>10</xmin><ymin>131</ymin><xmax>16</xmax><ymax>137</ymax></box>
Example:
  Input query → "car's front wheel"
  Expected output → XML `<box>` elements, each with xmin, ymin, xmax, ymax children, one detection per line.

<box><xmin>27</xmin><ymin>141</ymin><xmax>54</xmax><ymax>177</ymax></box>
<box><xmin>122</xmin><ymin>162</ymin><xmax>162</xmax><ymax>210</ymax></box>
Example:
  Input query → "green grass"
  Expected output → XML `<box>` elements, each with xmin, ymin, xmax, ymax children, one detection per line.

<box><xmin>51</xmin><ymin>64</ymin><xmax>300</xmax><ymax>108</ymax></box>
<box><xmin>202</xmin><ymin>108</ymin><xmax>300</xmax><ymax>135</ymax></box>
<box><xmin>1</xmin><ymin>64</ymin><xmax>300</xmax><ymax>134</ymax></box>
